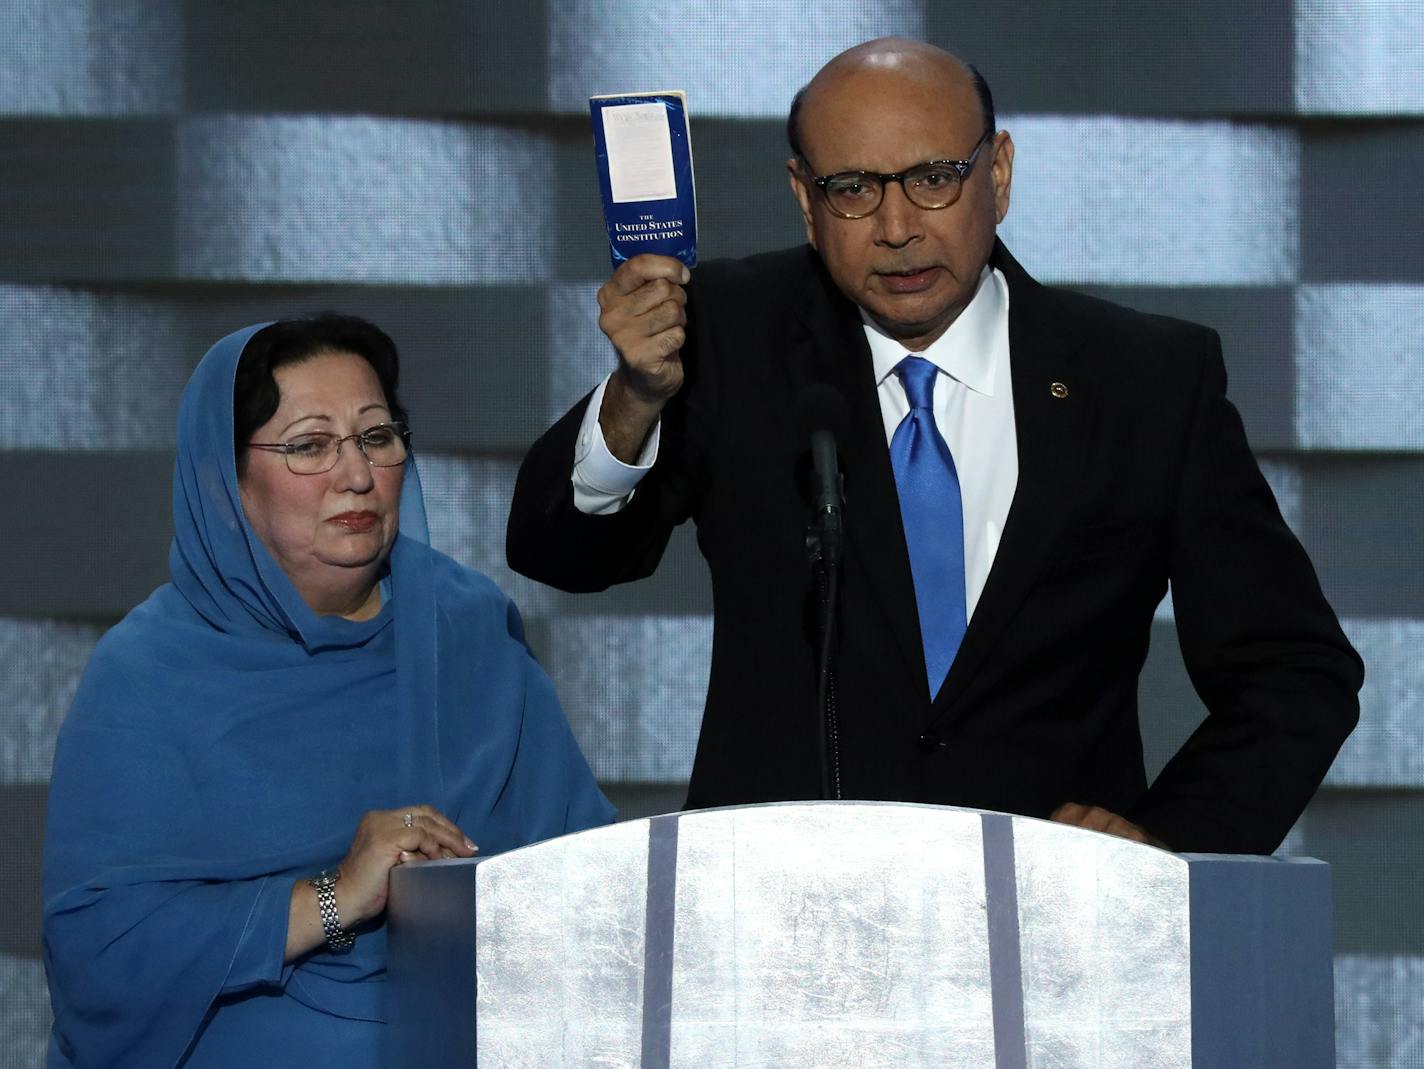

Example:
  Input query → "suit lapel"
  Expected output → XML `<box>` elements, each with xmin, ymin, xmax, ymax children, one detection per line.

<box><xmin>784</xmin><ymin>254</ymin><xmax>926</xmax><ymax>689</ymax></box>
<box><xmin>779</xmin><ymin>244</ymin><xmax>1096</xmax><ymax>714</ymax></box>
<box><xmin>932</xmin><ymin>244</ymin><xmax>1095</xmax><ymax>715</ymax></box>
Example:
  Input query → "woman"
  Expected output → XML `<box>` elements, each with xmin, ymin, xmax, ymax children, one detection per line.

<box><xmin>42</xmin><ymin>316</ymin><xmax>613</xmax><ymax>1068</ymax></box>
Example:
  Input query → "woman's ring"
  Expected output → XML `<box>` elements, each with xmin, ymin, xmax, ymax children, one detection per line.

<box><xmin>402</xmin><ymin>811</ymin><xmax>414</xmax><ymax>828</ymax></box>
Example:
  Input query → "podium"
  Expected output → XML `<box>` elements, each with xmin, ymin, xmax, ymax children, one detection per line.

<box><xmin>387</xmin><ymin>802</ymin><xmax>1333</xmax><ymax>1068</ymax></box>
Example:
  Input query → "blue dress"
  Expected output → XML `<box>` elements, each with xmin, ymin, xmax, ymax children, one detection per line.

<box><xmin>42</xmin><ymin>323</ymin><xmax>614</xmax><ymax>1068</ymax></box>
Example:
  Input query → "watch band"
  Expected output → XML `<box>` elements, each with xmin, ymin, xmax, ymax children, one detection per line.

<box><xmin>308</xmin><ymin>870</ymin><xmax>355</xmax><ymax>952</ymax></box>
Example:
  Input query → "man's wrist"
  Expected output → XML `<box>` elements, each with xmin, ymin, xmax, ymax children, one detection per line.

<box><xmin>609</xmin><ymin>364</ymin><xmax>674</xmax><ymax>410</ymax></box>
<box><xmin>600</xmin><ymin>369</ymin><xmax>667</xmax><ymax>463</ymax></box>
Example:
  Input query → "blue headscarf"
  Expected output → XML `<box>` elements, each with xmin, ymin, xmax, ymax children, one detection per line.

<box><xmin>43</xmin><ymin>324</ymin><xmax>613</xmax><ymax>1068</ymax></box>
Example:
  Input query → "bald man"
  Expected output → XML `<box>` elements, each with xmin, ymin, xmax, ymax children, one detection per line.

<box><xmin>507</xmin><ymin>39</ymin><xmax>1361</xmax><ymax>853</ymax></box>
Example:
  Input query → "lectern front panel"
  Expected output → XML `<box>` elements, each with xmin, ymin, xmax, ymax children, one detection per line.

<box><xmin>669</xmin><ymin>803</ymin><xmax>998</xmax><ymax>1068</ymax></box>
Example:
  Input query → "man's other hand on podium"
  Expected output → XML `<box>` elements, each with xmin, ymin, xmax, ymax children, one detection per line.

<box><xmin>1051</xmin><ymin>803</ymin><xmax>1169</xmax><ymax>849</ymax></box>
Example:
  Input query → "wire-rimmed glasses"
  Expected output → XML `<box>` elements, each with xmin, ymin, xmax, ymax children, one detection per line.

<box><xmin>247</xmin><ymin>422</ymin><xmax>411</xmax><ymax>475</ymax></box>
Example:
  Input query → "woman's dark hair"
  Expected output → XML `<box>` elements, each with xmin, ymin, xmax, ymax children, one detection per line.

<box><xmin>233</xmin><ymin>313</ymin><xmax>409</xmax><ymax>473</ymax></box>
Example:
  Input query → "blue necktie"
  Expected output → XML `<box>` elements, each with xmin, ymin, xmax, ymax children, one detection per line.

<box><xmin>889</xmin><ymin>356</ymin><xmax>967</xmax><ymax>699</ymax></box>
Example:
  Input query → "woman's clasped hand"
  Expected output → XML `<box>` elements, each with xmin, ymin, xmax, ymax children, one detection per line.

<box><xmin>334</xmin><ymin>805</ymin><xmax>479</xmax><ymax>927</ymax></box>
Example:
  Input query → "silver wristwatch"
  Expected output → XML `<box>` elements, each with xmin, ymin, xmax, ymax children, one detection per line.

<box><xmin>308</xmin><ymin>869</ymin><xmax>355</xmax><ymax>952</ymax></box>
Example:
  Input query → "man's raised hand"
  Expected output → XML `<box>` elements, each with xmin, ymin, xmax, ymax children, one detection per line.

<box><xmin>596</xmin><ymin>255</ymin><xmax>690</xmax><ymax>462</ymax></box>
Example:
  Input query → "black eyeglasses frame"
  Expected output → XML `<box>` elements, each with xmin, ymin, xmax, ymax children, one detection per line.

<box><xmin>803</xmin><ymin>128</ymin><xmax>997</xmax><ymax>220</ymax></box>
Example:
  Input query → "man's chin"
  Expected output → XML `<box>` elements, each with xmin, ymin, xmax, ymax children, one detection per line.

<box><xmin>864</xmin><ymin>298</ymin><xmax>959</xmax><ymax>348</ymax></box>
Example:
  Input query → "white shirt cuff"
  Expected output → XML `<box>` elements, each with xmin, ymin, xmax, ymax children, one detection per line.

<box><xmin>571</xmin><ymin>375</ymin><xmax>660</xmax><ymax>515</ymax></box>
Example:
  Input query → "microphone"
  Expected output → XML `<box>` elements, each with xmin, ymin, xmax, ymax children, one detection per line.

<box><xmin>794</xmin><ymin>384</ymin><xmax>850</xmax><ymax>801</ymax></box>
<box><xmin>795</xmin><ymin>384</ymin><xmax>850</xmax><ymax>567</ymax></box>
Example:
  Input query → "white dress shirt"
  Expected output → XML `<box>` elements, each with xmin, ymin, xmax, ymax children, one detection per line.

<box><xmin>571</xmin><ymin>266</ymin><xmax>1019</xmax><ymax>620</ymax></box>
<box><xmin>569</xmin><ymin>374</ymin><xmax>661</xmax><ymax>515</ymax></box>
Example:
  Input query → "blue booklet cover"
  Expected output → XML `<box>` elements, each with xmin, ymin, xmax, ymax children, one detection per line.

<box><xmin>589</xmin><ymin>91</ymin><xmax>698</xmax><ymax>268</ymax></box>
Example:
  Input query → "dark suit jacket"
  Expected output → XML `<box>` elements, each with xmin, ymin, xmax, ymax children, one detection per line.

<box><xmin>507</xmin><ymin>241</ymin><xmax>1362</xmax><ymax>854</ymax></box>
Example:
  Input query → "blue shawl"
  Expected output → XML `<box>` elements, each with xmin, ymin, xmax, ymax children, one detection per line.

<box><xmin>43</xmin><ymin>324</ymin><xmax>613</xmax><ymax>1068</ymax></box>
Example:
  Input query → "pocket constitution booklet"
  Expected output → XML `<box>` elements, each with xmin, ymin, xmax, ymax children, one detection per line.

<box><xmin>589</xmin><ymin>91</ymin><xmax>698</xmax><ymax>268</ymax></box>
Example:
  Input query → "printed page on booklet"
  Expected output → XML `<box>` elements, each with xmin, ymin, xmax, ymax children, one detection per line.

<box><xmin>589</xmin><ymin>91</ymin><xmax>697</xmax><ymax>267</ymax></box>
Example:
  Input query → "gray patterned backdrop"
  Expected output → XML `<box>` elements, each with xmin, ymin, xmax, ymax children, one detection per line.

<box><xmin>2</xmin><ymin>1</ymin><xmax>1422</xmax><ymax>1065</ymax></box>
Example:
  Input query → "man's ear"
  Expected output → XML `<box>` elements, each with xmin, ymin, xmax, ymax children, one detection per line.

<box><xmin>787</xmin><ymin>158</ymin><xmax>818</xmax><ymax>249</ymax></box>
<box><xmin>990</xmin><ymin>132</ymin><xmax>1014</xmax><ymax>224</ymax></box>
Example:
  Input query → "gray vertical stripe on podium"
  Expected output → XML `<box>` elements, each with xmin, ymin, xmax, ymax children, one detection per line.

<box><xmin>641</xmin><ymin>813</ymin><xmax>680</xmax><ymax>1068</ymax></box>
<box><xmin>981</xmin><ymin>812</ymin><xmax>1028</xmax><ymax>1069</ymax></box>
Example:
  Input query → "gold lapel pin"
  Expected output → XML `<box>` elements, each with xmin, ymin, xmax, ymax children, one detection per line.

<box><xmin>1050</xmin><ymin>382</ymin><xmax>1069</xmax><ymax>399</ymax></box>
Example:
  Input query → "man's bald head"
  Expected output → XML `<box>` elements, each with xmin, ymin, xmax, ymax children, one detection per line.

<box><xmin>786</xmin><ymin>38</ymin><xmax>995</xmax><ymax>161</ymax></box>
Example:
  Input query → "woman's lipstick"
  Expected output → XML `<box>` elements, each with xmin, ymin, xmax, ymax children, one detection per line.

<box><xmin>327</xmin><ymin>511</ymin><xmax>378</xmax><ymax>533</ymax></box>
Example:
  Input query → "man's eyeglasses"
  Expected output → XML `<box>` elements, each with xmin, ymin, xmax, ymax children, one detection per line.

<box><xmin>248</xmin><ymin>422</ymin><xmax>411</xmax><ymax>475</ymax></box>
<box><xmin>803</xmin><ymin>129</ymin><xmax>996</xmax><ymax>220</ymax></box>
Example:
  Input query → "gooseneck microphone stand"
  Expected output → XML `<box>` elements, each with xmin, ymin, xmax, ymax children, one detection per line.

<box><xmin>806</xmin><ymin>425</ymin><xmax>845</xmax><ymax>801</ymax></box>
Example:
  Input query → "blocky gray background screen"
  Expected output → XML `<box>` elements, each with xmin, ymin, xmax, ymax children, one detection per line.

<box><xmin>2</xmin><ymin>2</ymin><xmax>1422</xmax><ymax>1065</ymax></box>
